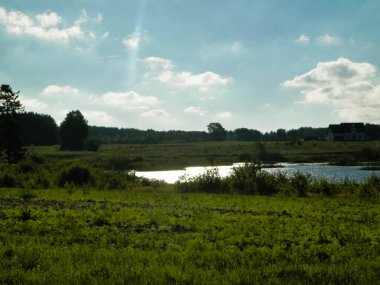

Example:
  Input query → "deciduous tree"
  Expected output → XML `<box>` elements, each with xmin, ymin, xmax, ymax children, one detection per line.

<box><xmin>207</xmin><ymin>122</ymin><xmax>227</xmax><ymax>141</ymax></box>
<box><xmin>59</xmin><ymin>110</ymin><xmax>88</xmax><ymax>150</ymax></box>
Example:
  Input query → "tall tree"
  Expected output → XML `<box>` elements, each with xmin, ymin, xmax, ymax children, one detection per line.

<box><xmin>207</xmin><ymin>122</ymin><xmax>227</xmax><ymax>141</ymax></box>
<box><xmin>20</xmin><ymin>112</ymin><xmax>59</xmax><ymax>146</ymax></box>
<box><xmin>0</xmin><ymin>84</ymin><xmax>25</xmax><ymax>163</ymax></box>
<box><xmin>59</xmin><ymin>110</ymin><xmax>88</xmax><ymax>150</ymax></box>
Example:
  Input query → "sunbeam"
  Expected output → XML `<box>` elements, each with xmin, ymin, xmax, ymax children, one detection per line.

<box><xmin>125</xmin><ymin>0</ymin><xmax>147</xmax><ymax>87</ymax></box>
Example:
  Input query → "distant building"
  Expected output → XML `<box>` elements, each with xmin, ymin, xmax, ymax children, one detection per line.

<box><xmin>327</xmin><ymin>123</ymin><xmax>366</xmax><ymax>141</ymax></box>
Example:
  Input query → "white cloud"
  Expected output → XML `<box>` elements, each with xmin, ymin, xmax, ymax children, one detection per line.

<box><xmin>75</xmin><ymin>9</ymin><xmax>89</xmax><ymax>26</ymax></box>
<box><xmin>143</xmin><ymin>57</ymin><xmax>173</xmax><ymax>70</ymax></box>
<box><xmin>296</xmin><ymin>34</ymin><xmax>309</xmax><ymax>44</ymax></box>
<box><xmin>94</xmin><ymin>13</ymin><xmax>103</xmax><ymax>23</ymax></box>
<box><xmin>0</xmin><ymin>6</ymin><xmax>100</xmax><ymax>43</ymax></box>
<box><xmin>83</xmin><ymin>110</ymin><xmax>119</xmax><ymax>127</ymax></box>
<box><xmin>42</xmin><ymin>85</ymin><xmax>79</xmax><ymax>96</ymax></box>
<box><xmin>21</xmin><ymin>97</ymin><xmax>48</xmax><ymax>111</ymax></box>
<box><xmin>36</xmin><ymin>12</ymin><xmax>62</xmax><ymax>28</ymax></box>
<box><xmin>123</xmin><ymin>31</ymin><xmax>147</xmax><ymax>49</ymax></box>
<box><xmin>123</xmin><ymin>35</ymin><xmax>139</xmax><ymax>49</ymax></box>
<box><xmin>217</xmin><ymin>111</ymin><xmax>232</xmax><ymax>119</ymax></box>
<box><xmin>142</xmin><ymin>56</ymin><xmax>232</xmax><ymax>92</ymax></box>
<box><xmin>184</xmin><ymin>106</ymin><xmax>206</xmax><ymax>116</ymax></box>
<box><xmin>141</xmin><ymin>109</ymin><xmax>171</xmax><ymax>119</ymax></box>
<box><xmin>231</xmin><ymin>41</ymin><xmax>243</xmax><ymax>52</ymax></box>
<box><xmin>97</xmin><ymin>91</ymin><xmax>159</xmax><ymax>110</ymax></box>
<box><xmin>317</xmin><ymin>34</ymin><xmax>339</xmax><ymax>45</ymax></box>
<box><xmin>284</xmin><ymin>57</ymin><xmax>380</xmax><ymax>122</ymax></box>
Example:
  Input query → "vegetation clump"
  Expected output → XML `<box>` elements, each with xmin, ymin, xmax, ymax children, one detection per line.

<box><xmin>176</xmin><ymin>168</ymin><xmax>228</xmax><ymax>193</ymax></box>
<box><xmin>175</xmin><ymin>162</ymin><xmax>379</xmax><ymax>198</ymax></box>
<box><xmin>57</xmin><ymin>164</ymin><xmax>96</xmax><ymax>187</ymax></box>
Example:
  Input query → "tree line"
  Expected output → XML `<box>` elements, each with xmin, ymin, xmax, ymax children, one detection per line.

<box><xmin>2</xmin><ymin>84</ymin><xmax>380</xmax><ymax>163</ymax></box>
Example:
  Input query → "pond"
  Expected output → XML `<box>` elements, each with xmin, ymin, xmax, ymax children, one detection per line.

<box><xmin>135</xmin><ymin>163</ymin><xmax>380</xmax><ymax>184</ymax></box>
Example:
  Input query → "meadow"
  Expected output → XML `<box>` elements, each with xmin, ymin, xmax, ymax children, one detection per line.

<box><xmin>32</xmin><ymin>140</ymin><xmax>380</xmax><ymax>171</ymax></box>
<box><xmin>0</xmin><ymin>188</ymin><xmax>379</xmax><ymax>284</ymax></box>
<box><xmin>0</xmin><ymin>141</ymin><xmax>379</xmax><ymax>284</ymax></box>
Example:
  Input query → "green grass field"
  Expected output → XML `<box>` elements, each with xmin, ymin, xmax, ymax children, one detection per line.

<box><xmin>0</xmin><ymin>188</ymin><xmax>379</xmax><ymax>284</ymax></box>
<box><xmin>32</xmin><ymin>140</ymin><xmax>380</xmax><ymax>171</ymax></box>
<box><xmin>0</xmin><ymin>141</ymin><xmax>379</xmax><ymax>283</ymax></box>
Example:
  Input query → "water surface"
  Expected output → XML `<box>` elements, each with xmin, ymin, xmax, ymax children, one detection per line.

<box><xmin>135</xmin><ymin>163</ymin><xmax>380</xmax><ymax>184</ymax></box>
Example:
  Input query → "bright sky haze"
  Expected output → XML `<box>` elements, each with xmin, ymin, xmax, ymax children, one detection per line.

<box><xmin>1</xmin><ymin>0</ymin><xmax>380</xmax><ymax>131</ymax></box>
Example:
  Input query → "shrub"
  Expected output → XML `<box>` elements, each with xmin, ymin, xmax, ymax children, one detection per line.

<box><xmin>229</xmin><ymin>162</ymin><xmax>262</xmax><ymax>194</ymax></box>
<box><xmin>57</xmin><ymin>164</ymin><xmax>95</xmax><ymax>187</ymax></box>
<box><xmin>256</xmin><ymin>172</ymin><xmax>278</xmax><ymax>195</ymax></box>
<box><xmin>27</xmin><ymin>169</ymin><xmax>52</xmax><ymax>189</ymax></box>
<box><xmin>18</xmin><ymin>160</ymin><xmax>37</xmax><ymax>173</ymax></box>
<box><xmin>85</xmin><ymin>138</ymin><xmax>101</xmax><ymax>152</ymax></box>
<box><xmin>289</xmin><ymin>172</ymin><xmax>311</xmax><ymax>196</ymax></box>
<box><xmin>309</xmin><ymin>178</ymin><xmax>335</xmax><ymax>196</ymax></box>
<box><xmin>108</xmin><ymin>157</ymin><xmax>132</xmax><ymax>171</ymax></box>
<box><xmin>176</xmin><ymin>168</ymin><xmax>228</xmax><ymax>193</ymax></box>
<box><xmin>356</xmin><ymin>176</ymin><xmax>379</xmax><ymax>198</ymax></box>
<box><xmin>96</xmin><ymin>170</ymin><xmax>129</xmax><ymax>190</ymax></box>
<box><xmin>0</xmin><ymin>172</ymin><xmax>17</xmax><ymax>188</ymax></box>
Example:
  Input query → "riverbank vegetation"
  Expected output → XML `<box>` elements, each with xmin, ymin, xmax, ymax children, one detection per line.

<box><xmin>29</xmin><ymin>140</ymin><xmax>380</xmax><ymax>171</ymax></box>
<box><xmin>0</xmin><ymin>146</ymin><xmax>379</xmax><ymax>283</ymax></box>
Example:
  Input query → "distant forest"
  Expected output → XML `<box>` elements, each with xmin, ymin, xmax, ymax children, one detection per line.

<box><xmin>18</xmin><ymin>112</ymin><xmax>380</xmax><ymax>146</ymax></box>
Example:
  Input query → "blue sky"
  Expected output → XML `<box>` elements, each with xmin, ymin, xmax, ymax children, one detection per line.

<box><xmin>1</xmin><ymin>0</ymin><xmax>380</xmax><ymax>131</ymax></box>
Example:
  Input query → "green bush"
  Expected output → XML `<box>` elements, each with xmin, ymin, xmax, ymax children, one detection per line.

<box><xmin>96</xmin><ymin>170</ymin><xmax>132</xmax><ymax>190</ymax></box>
<box><xmin>229</xmin><ymin>162</ymin><xmax>262</xmax><ymax>194</ymax></box>
<box><xmin>309</xmin><ymin>178</ymin><xmax>336</xmax><ymax>196</ymax></box>
<box><xmin>107</xmin><ymin>157</ymin><xmax>132</xmax><ymax>171</ymax></box>
<box><xmin>289</xmin><ymin>172</ymin><xmax>311</xmax><ymax>197</ymax></box>
<box><xmin>176</xmin><ymin>168</ymin><xmax>228</xmax><ymax>193</ymax></box>
<box><xmin>57</xmin><ymin>164</ymin><xmax>96</xmax><ymax>187</ymax></box>
<box><xmin>85</xmin><ymin>138</ymin><xmax>101</xmax><ymax>152</ymax></box>
<box><xmin>356</xmin><ymin>176</ymin><xmax>379</xmax><ymax>198</ymax></box>
<box><xmin>0</xmin><ymin>172</ymin><xmax>17</xmax><ymax>188</ymax></box>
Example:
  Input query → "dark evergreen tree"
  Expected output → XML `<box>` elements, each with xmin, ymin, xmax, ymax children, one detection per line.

<box><xmin>0</xmin><ymin>84</ymin><xmax>25</xmax><ymax>163</ymax></box>
<box><xmin>59</xmin><ymin>110</ymin><xmax>88</xmax><ymax>150</ymax></box>
<box><xmin>20</xmin><ymin>112</ymin><xmax>59</xmax><ymax>145</ymax></box>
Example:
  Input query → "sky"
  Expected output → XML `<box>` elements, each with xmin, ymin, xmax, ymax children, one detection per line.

<box><xmin>1</xmin><ymin>0</ymin><xmax>380</xmax><ymax>132</ymax></box>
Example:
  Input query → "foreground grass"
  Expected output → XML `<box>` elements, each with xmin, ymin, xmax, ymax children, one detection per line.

<box><xmin>31</xmin><ymin>140</ymin><xmax>380</xmax><ymax>171</ymax></box>
<box><xmin>0</xmin><ymin>188</ymin><xmax>379</xmax><ymax>284</ymax></box>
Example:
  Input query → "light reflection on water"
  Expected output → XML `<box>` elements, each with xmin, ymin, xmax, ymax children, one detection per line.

<box><xmin>135</xmin><ymin>163</ymin><xmax>380</xmax><ymax>184</ymax></box>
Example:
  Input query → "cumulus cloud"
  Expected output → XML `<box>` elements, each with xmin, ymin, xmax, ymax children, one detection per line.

<box><xmin>184</xmin><ymin>106</ymin><xmax>206</xmax><ymax>116</ymax></box>
<box><xmin>36</xmin><ymin>12</ymin><xmax>62</xmax><ymax>28</ymax></box>
<box><xmin>142</xmin><ymin>56</ymin><xmax>232</xmax><ymax>92</ymax></box>
<box><xmin>141</xmin><ymin>109</ymin><xmax>171</xmax><ymax>119</ymax></box>
<box><xmin>21</xmin><ymin>97</ymin><xmax>48</xmax><ymax>111</ymax></box>
<box><xmin>123</xmin><ymin>30</ymin><xmax>148</xmax><ymax>49</ymax></box>
<box><xmin>283</xmin><ymin>57</ymin><xmax>380</xmax><ymax>122</ymax></box>
<box><xmin>317</xmin><ymin>34</ymin><xmax>339</xmax><ymax>45</ymax></box>
<box><xmin>0</xmin><ymin>7</ymin><xmax>99</xmax><ymax>43</ymax></box>
<box><xmin>295</xmin><ymin>34</ymin><xmax>309</xmax><ymax>44</ymax></box>
<box><xmin>83</xmin><ymin>110</ymin><xmax>119</xmax><ymax>126</ymax></box>
<box><xmin>97</xmin><ymin>91</ymin><xmax>159</xmax><ymax>110</ymax></box>
<box><xmin>143</xmin><ymin>57</ymin><xmax>174</xmax><ymax>71</ymax></box>
<box><xmin>42</xmin><ymin>85</ymin><xmax>79</xmax><ymax>96</ymax></box>
<box><xmin>217</xmin><ymin>111</ymin><xmax>232</xmax><ymax>119</ymax></box>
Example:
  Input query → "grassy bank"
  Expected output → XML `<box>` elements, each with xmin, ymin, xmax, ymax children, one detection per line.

<box><xmin>0</xmin><ymin>188</ymin><xmax>379</xmax><ymax>284</ymax></box>
<box><xmin>0</xmin><ymin>142</ymin><xmax>378</xmax><ymax>283</ymax></box>
<box><xmin>31</xmin><ymin>140</ymin><xmax>380</xmax><ymax>171</ymax></box>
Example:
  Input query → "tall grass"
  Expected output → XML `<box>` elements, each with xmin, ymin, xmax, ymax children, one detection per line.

<box><xmin>175</xmin><ymin>162</ymin><xmax>380</xmax><ymax>198</ymax></box>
